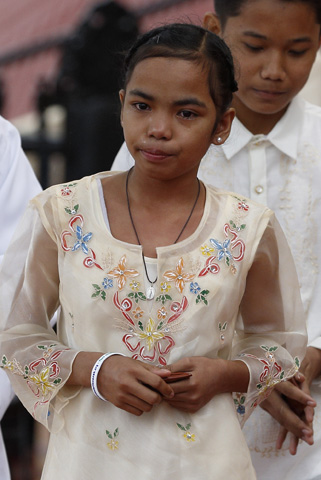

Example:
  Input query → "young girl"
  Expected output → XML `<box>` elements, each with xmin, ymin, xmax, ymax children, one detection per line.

<box><xmin>0</xmin><ymin>24</ymin><xmax>307</xmax><ymax>479</ymax></box>
<box><xmin>112</xmin><ymin>1</ymin><xmax>321</xmax><ymax>474</ymax></box>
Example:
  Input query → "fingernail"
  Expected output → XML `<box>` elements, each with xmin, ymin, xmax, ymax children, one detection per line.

<box><xmin>302</xmin><ymin>429</ymin><xmax>312</xmax><ymax>436</ymax></box>
<box><xmin>307</xmin><ymin>401</ymin><xmax>316</xmax><ymax>406</ymax></box>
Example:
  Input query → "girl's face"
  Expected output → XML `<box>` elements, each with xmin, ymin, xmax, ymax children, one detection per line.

<box><xmin>120</xmin><ymin>56</ymin><xmax>234</xmax><ymax>182</ymax></box>
<box><xmin>216</xmin><ymin>0</ymin><xmax>321</xmax><ymax>132</ymax></box>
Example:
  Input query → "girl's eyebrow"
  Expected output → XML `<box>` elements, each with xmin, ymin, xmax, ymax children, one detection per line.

<box><xmin>128</xmin><ymin>89</ymin><xmax>207</xmax><ymax>108</ymax></box>
<box><xmin>243</xmin><ymin>30</ymin><xmax>313</xmax><ymax>44</ymax></box>
<box><xmin>128</xmin><ymin>89</ymin><xmax>153</xmax><ymax>100</ymax></box>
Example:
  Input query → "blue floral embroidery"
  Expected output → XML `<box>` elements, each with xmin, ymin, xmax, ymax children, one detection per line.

<box><xmin>102</xmin><ymin>278</ymin><xmax>114</xmax><ymax>290</ymax></box>
<box><xmin>190</xmin><ymin>282</ymin><xmax>201</xmax><ymax>294</ymax></box>
<box><xmin>210</xmin><ymin>238</ymin><xmax>233</xmax><ymax>262</ymax></box>
<box><xmin>72</xmin><ymin>226</ymin><xmax>93</xmax><ymax>254</ymax></box>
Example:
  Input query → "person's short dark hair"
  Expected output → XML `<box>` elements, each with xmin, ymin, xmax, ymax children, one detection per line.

<box><xmin>122</xmin><ymin>23</ymin><xmax>238</xmax><ymax>121</ymax></box>
<box><xmin>214</xmin><ymin>0</ymin><xmax>321</xmax><ymax>30</ymax></box>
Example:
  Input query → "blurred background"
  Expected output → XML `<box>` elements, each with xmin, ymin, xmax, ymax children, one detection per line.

<box><xmin>0</xmin><ymin>0</ymin><xmax>213</xmax><ymax>478</ymax></box>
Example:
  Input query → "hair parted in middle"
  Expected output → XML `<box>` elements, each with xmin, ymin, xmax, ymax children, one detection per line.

<box><xmin>122</xmin><ymin>23</ymin><xmax>238</xmax><ymax>119</ymax></box>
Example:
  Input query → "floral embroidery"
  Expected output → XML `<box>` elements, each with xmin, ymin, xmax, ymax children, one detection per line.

<box><xmin>155</xmin><ymin>282</ymin><xmax>172</xmax><ymax>305</ymax></box>
<box><xmin>239</xmin><ymin>346</ymin><xmax>300</xmax><ymax>407</ymax></box>
<box><xmin>190</xmin><ymin>281</ymin><xmax>209</xmax><ymax>305</ymax></box>
<box><xmin>210</xmin><ymin>238</ymin><xmax>233</xmax><ymax>263</ymax></box>
<box><xmin>64</xmin><ymin>204</ymin><xmax>79</xmax><ymax>215</ymax></box>
<box><xmin>1</xmin><ymin>344</ymin><xmax>68</xmax><ymax>416</ymax></box>
<box><xmin>177</xmin><ymin>423</ymin><xmax>196</xmax><ymax>442</ymax></box>
<box><xmin>157</xmin><ymin>306</ymin><xmax>167</xmax><ymax>320</ymax></box>
<box><xmin>102</xmin><ymin>277</ymin><xmax>114</xmax><ymax>290</ymax></box>
<box><xmin>72</xmin><ymin>225</ymin><xmax>93</xmax><ymax>254</ymax></box>
<box><xmin>238</xmin><ymin>200</ymin><xmax>249</xmax><ymax>211</ymax></box>
<box><xmin>229</xmin><ymin>220</ymin><xmax>246</xmax><ymax>233</ymax></box>
<box><xmin>106</xmin><ymin>428</ymin><xmax>119</xmax><ymax>451</ymax></box>
<box><xmin>137</xmin><ymin>318</ymin><xmax>165</xmax><ymax>351</ymax></box>
<box><xmin>127</xmin><ymin>281</ymin><xmax>147</xmax><ymax>303</ymax></box>
<box><xmin>209</xmin><ymin>223</ymin><xmax>245</xmax><ymax>274</ymax></box>
<box><xmin>198</xmin><ymin>256</ymin><xmax>220</xmax><ymax>277</ymax></box>
<box><xmin>108</xmin><ymin>255</ymin><xmax>139</xmax><ymax>290</ymax></box>
<box><xmin>132</xmin><ymin>306</ymin><xmax>144</xmax><ymax>319</ymax></box>
<box><xmin>190</xmin><ymin>282</ymin><xmax>201</xmax><ymax>294</ymax></box>
<box><xmin>61</xmin><ymin>215</ymin><xmax>92</xmax><ymax>254</ymax></box>
<box><xmin>196</xmin><ymin>289</ymin><xmax>209</xmax><ymax>306</ymax></box>
<box><xmin>130</xmin><ymin>281</ymin><xmax>140</xmax><ymax>291</ymax></box>
<box><xmin>92</xmin><ymin>284</ymin><xmax>107</xmax><ymax>300</ymax></box>
<box><xmin>163</xmin><ymin>257</ymin><xmax>195</xmax><ymax>293</ymax></box>
<box><xmin>219</xmin><ymin>322</ymin><xmax>228</xmax><ymax>343</ymax></box>
<box><xmin>114</xmin><ymin>292</ymin><xmax>188</xmax><ymax>365</ymax></box>
<box><xmin>200</xmin><ymin>244</ymin><xmax>215</xmax><ymax>256</ymax></box>
<box><xmin>234</xmin><ymin>393</ymin><xmax>246</xmax><ymax>415</ymax></box>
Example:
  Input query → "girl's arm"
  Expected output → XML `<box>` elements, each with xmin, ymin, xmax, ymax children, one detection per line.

<box><xmin>67</xmin><ymin>352</ymin><xmax>174</xmax><ymax>416</ymax></box>
<box><xmin>165</xmin><ymin>215</ymin><xmax>308</xmax><ymax>419</ymax></box>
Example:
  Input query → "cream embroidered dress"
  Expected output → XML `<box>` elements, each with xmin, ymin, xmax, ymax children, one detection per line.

<box><xmin>0</xmin><ymin>172</ymin><xmax>306</xmax><ymax>480</ymax></box>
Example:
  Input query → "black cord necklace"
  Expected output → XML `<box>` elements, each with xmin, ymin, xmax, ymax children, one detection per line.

<box><xmin>126</xmin><ymin>167</ymin><xmax>201</xmax><ymax>299</ymax></box>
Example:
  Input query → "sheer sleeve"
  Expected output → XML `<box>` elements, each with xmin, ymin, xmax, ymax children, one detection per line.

<box><xmin>232</xmin><ymin>214</ymin><xmax>307</xmax><ymax>424</ymax></box>
<box><xmin>0</xmin><ymin>198</ymin><xmax>79</xmax><ymax>432</ymax></box>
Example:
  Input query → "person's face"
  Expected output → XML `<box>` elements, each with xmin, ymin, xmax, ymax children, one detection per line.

<box><xmin>208</xmin><ymin>0</ymin><xmax>321</xmax><ymax>128</ymax></box>
<box><xmin>120</xmin><ymin>56</ymin><xmax>234</xmax><ymax>182</ymax></box>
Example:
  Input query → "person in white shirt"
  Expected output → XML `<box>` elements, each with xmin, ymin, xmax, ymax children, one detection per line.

<box><xmin>300</xmin><ymin>49</ymin><xmax>321</xmax><ymax>107</ymax></box>
<box><xmin>0</xmin><ymin>116</ymin><xmax>41</xmax><ymax>480</ymax></box>
<box><xmin>111</xmin><ymin>1</ymin><xmax>321</xmax><ymax>478</ymax></box>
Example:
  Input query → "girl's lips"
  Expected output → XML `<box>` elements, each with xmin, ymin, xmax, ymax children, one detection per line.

<box><xmin>139</xmin><ymin>149</ymin><xmax>173</xmax><ymax>161</ymax></box>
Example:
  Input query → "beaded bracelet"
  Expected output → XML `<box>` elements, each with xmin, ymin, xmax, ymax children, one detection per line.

<box><xmin>90</xmin><ymin>352</ymin><xmax>125</xmax><ymax>401</ymax></box>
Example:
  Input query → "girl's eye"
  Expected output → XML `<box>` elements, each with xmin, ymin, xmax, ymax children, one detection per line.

<box><xmin>244</xmin><ymin>43</ymin><xmax>263</xmax><ymax>52</ymax></box>
<box><xmin>178</xmin><ymin>110</ymin><xmax>197</xmax><ymax>119</ymax></box>
<box><xmin>133</xmin><ymin>102</ymin><xmax>150</xmax><ymax>111</ymax></box>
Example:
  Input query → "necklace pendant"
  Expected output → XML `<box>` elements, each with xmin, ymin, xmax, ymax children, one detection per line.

<box><xmin>146</xmin><ymin>285</ymin><xmax>155</xmax><ymax>300</ymax></box>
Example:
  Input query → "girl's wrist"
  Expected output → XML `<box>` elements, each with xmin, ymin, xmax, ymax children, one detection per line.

<box><xmin>219</xmin><ymin>359</ymin><xmax>250</xmax><ymax>394</ymax></box>
<box><xmin>67</xmin><ymin>351</ymin><xmax>103</xmax><ymax>388</ymax></box>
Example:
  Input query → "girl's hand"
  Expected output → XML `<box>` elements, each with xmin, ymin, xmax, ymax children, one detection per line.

<box><xmin>164</xmin><ymin>357</ymin><xmax>249</xmax><ymax>413</ymax></box>
<box><xmin>260</xmin><ymin>347</ymin><xmax>320</xmax><ymax>455</ymax></box>
<box><xmin>260</xmin><ymin>374</ymin><xmax>316</xmax><ymax>455</ymax></box>
<box><xmin>97</xmin><ymin>355</ymin><xmax>174</xmax><ymax>416</ymax></box>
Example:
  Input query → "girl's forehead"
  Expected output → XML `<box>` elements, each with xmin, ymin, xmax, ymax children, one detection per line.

<box><xmin>223</xmin><ymin>0</ymin><xmax>319</xmax><ymax>39</ymax></box>
<box><xmin>128</xmin><ymin>57</ymin><xmax>205</xmax><ymax>87</ymax></box>
<box><xmin>125</xmin><ymin>57</ymin><xmax>214</xmax><ymax>105</ymax></box>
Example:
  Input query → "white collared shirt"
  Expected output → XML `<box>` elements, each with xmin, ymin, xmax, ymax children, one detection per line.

<box><xmin>0</xmin><ymin>115</ymin><xmax>41</xmax><ymax>480</ymax></box>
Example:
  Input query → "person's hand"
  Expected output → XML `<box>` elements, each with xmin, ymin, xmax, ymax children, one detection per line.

<box><xmin>260</xmin><ymin>373</ymin><xmax>316</xmax><ymax>455</ymax></box>
<box><xmin>163</xmin><ymin>356</ymin><xmax>249</xmax><ymax>413</ymax></box>
<box><xmin>97</xmin><ymin>355</ymin><xmax>174</xmax><ymax>416</ymax></box>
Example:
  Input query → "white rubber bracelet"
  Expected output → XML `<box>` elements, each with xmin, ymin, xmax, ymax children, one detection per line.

<box><xmin>91</xmin><ymin>352</ymin><xmax>125</xmax><ymax>401</ymax></box>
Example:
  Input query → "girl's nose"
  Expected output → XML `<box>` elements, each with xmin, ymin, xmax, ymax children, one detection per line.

<box><xmin>147</xmin><ymin>114</ymin><xmax>172</xmax><ymax>140</ymax></box>
<box><xmin>261</xmin><ymin>52</ymin><xmax>286</xmax><ymax>81</ymax></box>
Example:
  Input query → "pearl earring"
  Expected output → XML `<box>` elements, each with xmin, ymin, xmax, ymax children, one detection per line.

<box><xmin>216</xmin><ymin>136</ymin><xmax>223</xmax><ymax>144</ymax></box>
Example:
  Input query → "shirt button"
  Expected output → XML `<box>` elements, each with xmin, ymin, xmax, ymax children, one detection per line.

<box><xmin>255</xmin><ymin>185</ymin><xmax>264</xmax><ymax>194</ymax></box>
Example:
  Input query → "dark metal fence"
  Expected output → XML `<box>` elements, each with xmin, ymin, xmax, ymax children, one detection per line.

<box><xmin>0</xmin><ymin>0</ymin><xmax>197</xmax><ymax>188</ymax></box>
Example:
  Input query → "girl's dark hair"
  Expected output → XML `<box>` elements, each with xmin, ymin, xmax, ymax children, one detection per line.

<box><xmin>122</xmin><ymin>23</ymin><xmax>238</xmax><ymax>118</ymax></box>
<box><xmin>214</xmin><ymin>0</ymin><xmax>321</xmax><ymax>30</ymax></box>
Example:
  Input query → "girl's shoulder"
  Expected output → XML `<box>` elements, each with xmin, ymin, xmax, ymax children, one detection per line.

<box><xmin>205</xmin><ymin>183</ymin><xmax>273</xmax><ymax>216</ymax></box>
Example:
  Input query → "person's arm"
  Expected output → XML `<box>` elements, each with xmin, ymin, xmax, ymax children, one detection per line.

<box><xmin>67</xmin><ymin>352</ymin><xmax>174</xmax><ymax>416</ymax></box>
<box><xmin>165</xmin><ymin>215</ymin><xmax>307</xmax><ymax>418</ymax></box>
<box><xmin>0</xmin><ymin>116</ymin><xmax>41</xmax><ymax>258</ymax></box>
<box><xmin>261</xmin><ymin>345</ymin><xmax>320</xmax><ymax>455</ymax></box>
<box><xmin>0</xmin><ymin>199</ymin><xmax>78</xmax><ymax>431</ymax></box>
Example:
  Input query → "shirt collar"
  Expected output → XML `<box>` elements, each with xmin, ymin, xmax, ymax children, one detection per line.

<box><xmin>222</xmin><ymin>96</ymin><xmax>304</xmax><ymax>160</ymax></box>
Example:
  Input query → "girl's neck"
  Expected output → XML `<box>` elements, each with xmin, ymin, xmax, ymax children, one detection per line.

<box><xmin>232</xmin><ymin>96</ymin><xmax>289</xmax><ymax>135</ymax></box>
<box><xmin>128</xmin><ymin>167</ymin><xmax>201</xmax><ymax>208</ymax></box>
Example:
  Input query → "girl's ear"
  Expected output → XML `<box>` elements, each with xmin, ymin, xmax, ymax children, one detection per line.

<box><xmin>203</xmin><ymin>12</ymin><xmax>222</xmax><ymax>35</ymax></box>
<box><xmin>119</xmin><ymin>89</ymin><xmax>125</xmax><ymax>126</ymax></box>
<box><xmin>212</xmin><ymin>108</ymin><xmax>235</xmax><ymax>146</ymax></box>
